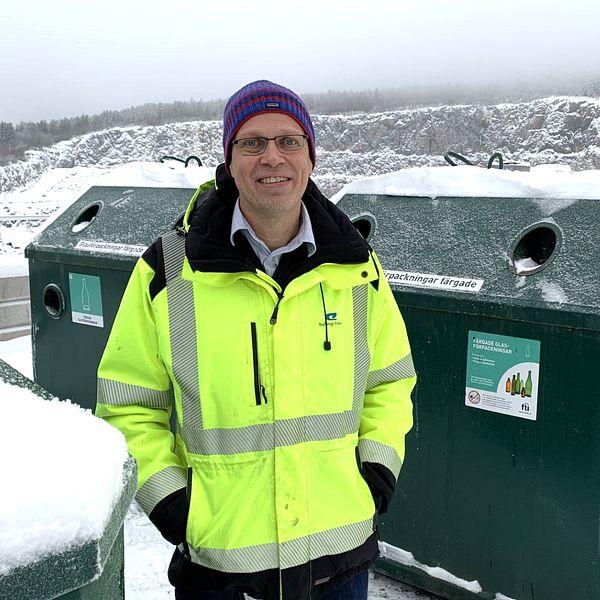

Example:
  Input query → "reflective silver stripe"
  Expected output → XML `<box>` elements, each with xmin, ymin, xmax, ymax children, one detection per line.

<box><xmin>280</xmin><ymin>517</ymin><xmax>373</xmax><ymax>569</ymax></box>
<box><xmin>358</xmin><ymin>438</ymin><xmax>402</xmax><ymax>479</ymax></box>
<box><xmin>366</xmin><ymin>353</ymin><xmax>416</xmax><ymax>391</ymax></box>
<box><xmin>136</xmin><ymin>465</ymin><xmax>187</xmax><ymax>515</ymax></box>
<box><xmin>275</xmin><ymin>411</ymin><xmax>356</xmax><ymax>447</ymax></box>
<box><xmin>185</xmin><ymin>539</ymin><xmax>278</xmax><ymax>573</ymax></box>
<box><xmin>182</xmin><ymin>411</ymin><xmax>357</xmax><ymax>455</ymax></box>
<box><xmin>184</xmin><ymin>518</ymin><xmax>374</xmax><ymax>572</ymax></box>
<box><xmin>352</xmin><ymin>285</ymin><xmax>370</xmax><ymax>429</ymax></box>
<box><xmin>162</xmin><ymin>230</ymin><xmax>186</xmax><ymax>284</ymax></box>
<box><xmin>162</xmin><ymin>231</ymin><xmax>203</xmax><ymax>430</ymax></box>
<box><xmin>97</xmin><ymin>377</ymin><xmax>171</xmax><ymax>408</ymax></box>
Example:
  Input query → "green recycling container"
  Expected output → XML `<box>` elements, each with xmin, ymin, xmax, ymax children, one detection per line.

<box><xmin>0</xmin><ymin>358</ymin><xmax>137</xmax><ymax>600</ymax></box>
<box><xmin>337</xmin><ymin>170</ymin><xmax>600</xmax><ymax>600</ymax></box>
<box><xmin>25</xmin><ymin>185</ymin><xmax>198</xmax><ymax>410</ymax></box>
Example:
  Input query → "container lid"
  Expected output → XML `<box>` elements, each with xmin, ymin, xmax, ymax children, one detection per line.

<box><xmin>336</xmin><ymin>166</ymin><xmax>600</xmax><ymax>319</ymax></box>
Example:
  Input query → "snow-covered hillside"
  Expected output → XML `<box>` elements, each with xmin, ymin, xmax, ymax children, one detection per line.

<box><xmin>2</xmin><ymin>96</ymin><xmax>600</xmax><ymax>199</ymax></box>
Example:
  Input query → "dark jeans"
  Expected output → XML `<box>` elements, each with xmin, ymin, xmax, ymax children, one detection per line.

<box><xmin>321</xmin><ymin>570</ymin><xmax>369</xmax><ymax>600</ymax></box>
<box><xmin>174</xmin><ymin>569</ymin><xmax>369</xmax><ymax>600</ymax></box>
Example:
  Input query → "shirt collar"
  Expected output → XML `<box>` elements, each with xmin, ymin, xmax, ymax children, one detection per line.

<box><xmin>230</xmin><ymin>199</ymin><xmax>316</xmax><ymax>257</ymax></box>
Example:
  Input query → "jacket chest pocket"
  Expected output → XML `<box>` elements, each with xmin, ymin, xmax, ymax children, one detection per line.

<box><xmin>195</xmin><ymin>320</ymin><xmax>270</xmax><ymax>429</ymax></box>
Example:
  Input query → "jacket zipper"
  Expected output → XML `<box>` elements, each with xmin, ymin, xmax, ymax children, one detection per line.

<box><xmin>250</xmin><ymin>322</ymin><xmax>266</xmax><ymax>405</ymax></box>
<box><xmin>181</xmin><ymin>467</ymin><xmax>192</xmax><ymax>561</ymax></box>
<box><xmin>269</xmin><ymin>290</ymin><xmax>284</xmax><ymax>324</ymax></box>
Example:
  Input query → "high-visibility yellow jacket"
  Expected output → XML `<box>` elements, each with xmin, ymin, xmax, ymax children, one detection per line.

<box><xmin>96</xmin><ymin>165</ymin><xmax>415</xmax><ymax>600</ymax></box>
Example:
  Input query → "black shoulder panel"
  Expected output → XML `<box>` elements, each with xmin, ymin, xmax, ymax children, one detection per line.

<box><xmin>369</xmin><ymin>251</ymin><xmax>380</xmax><ymax>291</ymax></box>
<box><xmin>142</xmin><ymin>237</ymin><xmax>167</xmax><ymax>301</ymax></box>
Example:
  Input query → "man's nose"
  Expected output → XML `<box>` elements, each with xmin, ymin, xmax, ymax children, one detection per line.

<box><xmin>260</xmin><ymin>139</ymin><xmax>285</xmax><ymax>167</ymax></box>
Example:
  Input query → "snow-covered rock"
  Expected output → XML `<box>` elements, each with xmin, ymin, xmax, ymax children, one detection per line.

<box><xmin>3</xmin><ymin>96</ymin><xmax>600</xmax><ymax>198</ymax></box>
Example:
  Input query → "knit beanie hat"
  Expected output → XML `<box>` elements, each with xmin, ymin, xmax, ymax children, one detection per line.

<box><xmin>223</xmin><ymin>80</ymin><xmax>316</xmax><ymax>169</ymax></box>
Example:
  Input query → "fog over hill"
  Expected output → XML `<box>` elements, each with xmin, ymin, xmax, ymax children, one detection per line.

<box><xmin>2</xmin><ymin>96</ymin><xmax>600</xmax><ymax>198</ymax></box>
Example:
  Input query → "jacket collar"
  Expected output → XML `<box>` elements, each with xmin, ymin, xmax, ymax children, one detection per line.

<box><xmin>185</xmin><ymin>164</ymin><xmax>371</xmax><ymax>284</ymax></box>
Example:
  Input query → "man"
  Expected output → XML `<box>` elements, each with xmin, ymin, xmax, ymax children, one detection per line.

<box><xmin>96</xmin><ymin>80</ymin><xmax>415</xmax><ymax>600</ymax></box>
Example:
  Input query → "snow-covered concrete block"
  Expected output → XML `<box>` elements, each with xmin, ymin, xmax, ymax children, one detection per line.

<box><xmin>0</xmin><ymin>359</ymin><xmax>136</xmax><ymax>600</ymax></box>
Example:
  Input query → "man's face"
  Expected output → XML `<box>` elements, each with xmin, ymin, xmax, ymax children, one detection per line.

<box><xmin>229</xmin><ymin>112</ymin><xmax>313</xmax><ymax>223</ymax></box>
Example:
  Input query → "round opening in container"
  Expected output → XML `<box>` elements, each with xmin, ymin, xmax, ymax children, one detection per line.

<box><xmin>351</xmin><ymin>213</ymin><xmax>376</xmax><ymax>241</ymax></box>
<box><xmin>70</xmin><ymin>202</ymin><xmax>102</xmax><ymax>234</ymax></box>
<box><xmin>509</xmin><ymin>222</ymin><xmax>562</xmax><ymax>276</ymax></box>
<box><xmin>43</xmin><ymin>284</ymin><xmax>65</xmax><ymax>319</ymax></box>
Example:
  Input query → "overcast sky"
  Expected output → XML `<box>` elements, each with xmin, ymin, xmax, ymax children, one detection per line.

<box><xmin>2</xmin><ymin>0</ymin><xmax>600</xmax><ymax>123</ymax></box>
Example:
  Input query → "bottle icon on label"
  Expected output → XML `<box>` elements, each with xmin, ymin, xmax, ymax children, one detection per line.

<box><xmin>511</xmin><ymin>374</ymin><xmax>516</xmax><ymax>396</ymax></box>
<box><xmin>82</xmin><ymin>279</ymin><xmax>91</xmax><ymax>311</ymax></box>
<box><xmin>505</xmin><ymin>378</ymin><xmax>511</xmax><ymax>393</ymax></box>
<box><xmin>516</xmin><ymin>372</ymin><xmax>521</xmax><ymax>395</ymax></box>
<box><xmin>525</xmin><ymin>370</ymin><xmax>533</xmax><ymax>398</ymax></box>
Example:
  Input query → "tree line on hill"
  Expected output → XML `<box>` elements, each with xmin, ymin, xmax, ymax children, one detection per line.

<box><xmin>1</xmin><ymin>80</ymin><xmax>599</xmax><ymax>165</ymax></box>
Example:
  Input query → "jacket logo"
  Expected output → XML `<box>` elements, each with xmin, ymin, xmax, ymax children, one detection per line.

<box><xmin>320</xmin><ymin>312</ymin><xmax>342</xmax><ymax>327</ymax></box>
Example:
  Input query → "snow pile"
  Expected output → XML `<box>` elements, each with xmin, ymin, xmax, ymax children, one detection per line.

<box><xmin>379</xmin><ymin>542</ymin><xmax>483</xmax><ymax>594</ymax></box>
<box><xmin>0</xmin><ymin>380</ymin><xmax>129</xmax><ymax>575</ymax></box>
<box><xmin>92</xmin><ymin>160</ymin><xmax>214</xmax><ymax>188</ymax></box>
<box><xmin>331</xmin><ymin>164</ymin><xmax>600</xmax><ymax>203</ymax></box>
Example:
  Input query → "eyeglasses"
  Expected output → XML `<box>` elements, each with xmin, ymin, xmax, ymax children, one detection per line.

<box><xmin>232</xmin><ymin>134</ymin><xmax>308</xmax><ymax>156</ymax></box>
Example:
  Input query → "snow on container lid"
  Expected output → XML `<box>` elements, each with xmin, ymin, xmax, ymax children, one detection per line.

<box><xmin>331</xmin><ymin>164</ymin><xmax>600</xmax><ymax>202</ymax></box>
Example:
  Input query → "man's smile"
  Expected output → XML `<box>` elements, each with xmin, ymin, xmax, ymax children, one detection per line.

<box><xmin>257</xmin><ymin>176</ymin><xmax>291</xmax><ymax>184</ymax></box>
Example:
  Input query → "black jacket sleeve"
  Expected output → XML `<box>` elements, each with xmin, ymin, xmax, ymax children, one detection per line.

<box><xmin>361</xmin><ymin>462</ymin><xmax>396</xmax><ymax>515</ymax></box>
<box><xmin>148</xmin><ymin>487</ymin><xmax>188</xmax><ymax>545</ymax></box>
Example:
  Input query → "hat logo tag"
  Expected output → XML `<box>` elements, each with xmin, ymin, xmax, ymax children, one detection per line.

<box><xmin>265</xmin><ymin>102</ymin><xmax>280</xmax><ymax>108</ymax></box>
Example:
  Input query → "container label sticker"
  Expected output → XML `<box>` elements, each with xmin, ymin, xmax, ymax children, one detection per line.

<box><xmin>75</xmin><ymin>240</ymin><xmax>147</xmax><ymax>256</ymax></box>
<box><xmin>466</xmin><ymin>330</ymin><xmax>540</xmax><ymax>420</ymax></box>
<box><xmin>68</xmin><ymin>273</ymin><xmax>104</xmax><ymax>328</ymax></box>
<box><xmin>384</xmin><ymin>270</ymin><xmax>483</xmax><ymax>293</ymax></box>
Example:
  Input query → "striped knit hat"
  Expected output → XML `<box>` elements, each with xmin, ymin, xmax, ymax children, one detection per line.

<box><xmin>223</xmin><ymin>80</ymin><xmax>316</xmax><ymax>169</ymax></box>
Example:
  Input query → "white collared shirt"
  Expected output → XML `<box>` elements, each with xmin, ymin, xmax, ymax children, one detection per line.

<box><xmin>230</xmin><ymin>200</ymin><xmax>317</xmax><ymax>277</ymax></box>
